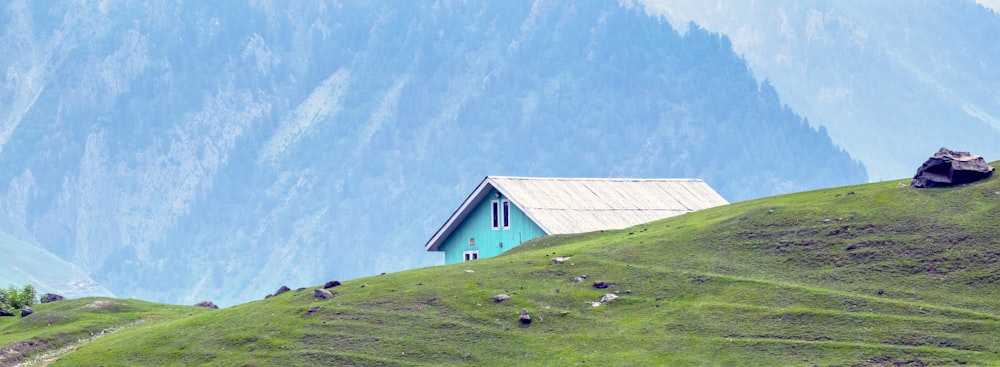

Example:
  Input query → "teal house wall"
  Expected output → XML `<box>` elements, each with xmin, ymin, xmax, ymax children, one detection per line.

<box><xmin>438</xmin><ymin>188</ymin><xmax>546</xmax><ymax>264</ymax></box>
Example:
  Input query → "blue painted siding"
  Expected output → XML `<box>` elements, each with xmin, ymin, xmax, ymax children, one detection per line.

<box><xmin>440</xmin><ymin>189</ymin><xmax>547</xmax><ymax>264</ymax></box>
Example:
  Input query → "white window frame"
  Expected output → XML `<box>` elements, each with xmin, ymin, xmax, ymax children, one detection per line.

<box><xmin>490</xmin><ymin>200</ymin><xmax>500</xmax><ymax>230</ymax></box>
<box><xmin>463</xmin><ymin>250</ymin><xmax>479</xmax><ymax>262</ymax></box>
<box><xmin>501</xmin><ymin>200</ymin><xmax>510</xmax><ymax>230</ymax></box>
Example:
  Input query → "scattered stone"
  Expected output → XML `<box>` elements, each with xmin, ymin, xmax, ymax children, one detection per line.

<box><xmin>314</xmin><ymin>289</ymin><xmax>334</xmax><ymax>300</ymax></box>
<box><xmin>194</xmin><ymin>301</ymin><xmax>219</xmax><ymax>309</ymax></box>
<box><xmin>571</xmin><ymin>277</ymin><xmax>584</xmax><ymax>283</ymax></box>
<box><xmin>464</xmin><ymin>269</ymin><xmax>475</xmax><ymax>273</ymax></box>
<box><xmin>519</xmin><ymin>308</ymin><xmax>532</xmax><ymax>325</ymax></box>
<box><xmin>911</xmin><ymin>147</ymin><xmax>994</xmax><ymax>188</ymax></box>
<box><xmin>0</xmin><ymin>307</ymin><xmax>13</xmax><ymax>317</ymax></box>
<box><xmin>552</xmin><ymin>256</ymin><xmax>571</xmax><ymax>264</ymax></box>
<box><xmin>324</xmin><ymin>280</ymin><xmax>342</xmax><ymax>289</ymax></box>
<box><xmin>591</xmin><ymin>302</ymin><xmax>602</xmax><ymax>307</ymax></box>
<box><xmin>266</xmin><ymin>285</ymin><xmax>291</xmax><ymax>298</ymax></box>
<box><xmin>40</xmin><ymin>293</ymin><xmax>66</xmax><ymax>303</ymax></box>
<box><xmin>21</xmin><ymin>306</ymin><xmax>34</xmax><ymax>317</ymax></box>
<box><xmin>600</xmin><ymin>294</ymin><xmax>618</xmax><ymax>303</ymax></box>
<box><xmin>307</xmin><ymin>306</ymin><xmax>323</xmax><ymax>315</ymax></box>
<box><xmin>593</xmin><ymin>281</ymin><xmax>611</xmax><ymax>289</ymax></box>
<box><xmin>361</xmin><ymin>283</ymin><xmax>368</xmax><ymax>288</ymax></box>
<box><xmin>494</xmin><ymin>294</ymin><xmax>511</xmax><ymax>303</ymax></box>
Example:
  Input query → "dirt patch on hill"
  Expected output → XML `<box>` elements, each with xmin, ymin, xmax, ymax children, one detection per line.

<box><xmin>80</xmin><ymin>300</ymin><xmax>123</xmax><ymax>311</ymax></box>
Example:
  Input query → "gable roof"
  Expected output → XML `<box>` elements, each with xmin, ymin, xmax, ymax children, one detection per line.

<box><xmin>425</xmin><ymin>176</ymin><xmax>729</xmax><ymax>251</ymax></box>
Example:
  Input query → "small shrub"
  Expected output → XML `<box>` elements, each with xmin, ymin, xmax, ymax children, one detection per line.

<box><xmin>0</xmin><ymin>284</ymin><xmax>38</xmax><ymax>310</ymax></box>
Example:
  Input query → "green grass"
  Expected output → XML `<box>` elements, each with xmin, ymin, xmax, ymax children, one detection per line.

<box><xmin>6</xmin><ymin>166</ymin><xmax>1000</xmax><ymax>366</ymax></box>
<box><xmin>0</xmin><ymin>298</ymin><xmax>210</xmax><ymax>366</ymax></box>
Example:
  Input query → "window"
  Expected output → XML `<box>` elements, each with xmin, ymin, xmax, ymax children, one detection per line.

<box><xmin>491</xmin><ymin>200</ymin><xmax>500</xmax><ymax>230</ymax></box>
<box><xmin>463</xmin><ymin>250</ymin><xmax>479</xmax><ymax>261</ymax></box>
<box><xmin>502</xmin><ymin>200</ymin><xmax>510</xmax><ymax>229</ymax></box>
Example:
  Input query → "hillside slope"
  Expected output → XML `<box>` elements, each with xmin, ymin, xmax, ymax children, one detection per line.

<box><xmin>12</xmin><ymin>165</ymin><xmax>998</xmax><ymax>366</ymax></box>
<box><xmin>0</xmin><ymin>1</ymin><xmax>865</xmax><ymax>306</ymax></box>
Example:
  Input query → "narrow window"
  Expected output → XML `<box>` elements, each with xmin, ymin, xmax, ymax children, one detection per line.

<box><xmin>491</xmin><ymin>200</ymin><xmax>500</xmax><ymax>230</ymax></box>
<box><xmin>502</xmin><ymin>200</ymin><xmax>510</xmax><ymax>229</ymax></box>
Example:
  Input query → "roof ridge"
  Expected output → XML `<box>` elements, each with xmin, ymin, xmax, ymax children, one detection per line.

<box><xmin>488</xmin><ymin>176</ymin><xmax>704</xmax><ymax>182</ymax></box>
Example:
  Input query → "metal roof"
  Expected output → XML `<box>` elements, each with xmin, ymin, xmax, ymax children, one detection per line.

<box><xmin>425</xmin><ymin>176</ymin><xmax>729</xmax><ymax>251</ymax></box>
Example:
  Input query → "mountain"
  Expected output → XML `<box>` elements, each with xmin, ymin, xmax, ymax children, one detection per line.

<box><xmin>644</xmin><ymin>0</ymin><xmax>1000</xmax><ymax>180</ymax></box>
<box><xmin>0</xmin><ymin>233</ymin><xmax>113</xmax><ymax>299</ymax></box>
<box><xmin>4</xmin><ymin>170</ymin><xmax>1000</xmax><ymax>366</ymax></box>
<box><xmin>0</xmin><ymin>1</ymin><xmax>864</xmax><ymax>306</ymax></box>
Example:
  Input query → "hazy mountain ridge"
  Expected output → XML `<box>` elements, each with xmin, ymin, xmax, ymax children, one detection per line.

<box><xmin>0</xmin><ymin>1</ymin><xmax>864</xmax><ymax>306</ymax></box>
<box><xmin>645</xmin><ymin>0</ymin><xmax>1000</xmax><ymax>180</ymax></box>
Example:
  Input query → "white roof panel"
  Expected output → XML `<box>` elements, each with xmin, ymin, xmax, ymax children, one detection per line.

<box><xmin>425</xmin><ymin>176</ymin><xmax>729</xmax><ymax>251</ymax></box>
<box><xmin>489</xmin><ymin>177</ymin><xmax>728</xmax><ymax>234</ymax></box>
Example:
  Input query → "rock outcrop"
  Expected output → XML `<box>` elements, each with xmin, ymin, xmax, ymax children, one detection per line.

<box><xmin>194</xmin><ymin>301</ymin><xmax>219</xmax><ymax>309</ymax></box>
<box><xmin>519</xmin><ymin>308</ymin><xmax>532</xmax><ymax>325</ymax></box>
<box><xmin>911</xmin><ymin>148</ymin><xmax>994</xmax><ymax>188</ymax></box>
<box><xmin>314</xmin><ymin>289</ymin><xmax>334</xmax><ymax>300</ymax></box>
<box><xmin>265</xmin><ymin>285</ymin><xmax>292</xmax><ymax>299</ymax></box>
<box><xmin>20</xmin><ymin>306</ymin><xmax>34</xmax><ymax>317</ymax></box>
<box><xmin>40</xmin><ymin>293</ymin><xmax>66</xmax><ymax>303</ymax></box>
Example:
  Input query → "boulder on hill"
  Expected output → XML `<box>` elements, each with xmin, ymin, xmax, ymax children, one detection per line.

<box><xmin>266</xmin><ymin>285</ymin><xmax>292</xmax><ymax>299</ymax></box>
<box><xmin>314</xmin><ymin>289</ymin><xmax>334</xmax><ymax>300</ymax></box>
<box><xmin>519</xmin><ymin>308</ymin><xmax>532</xmax><ymax>325</ymax></box>
<box><xmin>40</xmin><ymin>293</ymin><xmax>66</xmax><ymax>303</ymax></box>
<box><xmin>194</xmin><ymin>301</ymin><xmax>219</xmax><ymax>309</ymax></box>
<box><xmin>324</xmin><ymin>280</ymin><xmax>341</xmax><ymax>289</ymax></box>
<box><xmin>21</xmin><ymin>306</ymin><xmax>34</xmax><ymax>317</ymax></box>
<box><xmin>911</xmin><ymin>148</ymin><xmax>994</xmax><ymax>188</ymax></box>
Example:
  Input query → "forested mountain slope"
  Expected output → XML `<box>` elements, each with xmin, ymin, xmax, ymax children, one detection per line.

<box><xmin>646</xmin><ymin>0</ymin><xmax>1000</xmax><ymax>180</ymax></box>
<box><xmin>0</xmin><ymin>1</ymin><xmax>864</xmax><ymax>306</ymax></box>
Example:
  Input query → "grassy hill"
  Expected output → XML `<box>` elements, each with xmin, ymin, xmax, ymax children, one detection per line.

<box><xmin>4</xmin><ymin>166</ymin><xmax>1000</xmax><ymax>366</ymax></box>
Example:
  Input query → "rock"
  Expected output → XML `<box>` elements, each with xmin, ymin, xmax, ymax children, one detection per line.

<box><xmin>266</xmin><ymin>285</ymin><xmax>292</xmax><ymax>298</ymax></box>
<box><xmin>600</xmin><ymin>294</ymin><xmax>618</xmax><ymax>303</ymax></box>
<box><xmin>21</xmin><ymin>306</ymin><xmax>34</xmax><ymax>317</ymax></box>
<box><xmin>593</xmin><ymin>281</ymin><xmax>611</xmax><ymax>289</ymax></box>
<box><xmin>314</xmin><ymin>289</ymin><xmax>334</xmax><ymax>300</ymax></box>
<box><xmin>307</xmin><ymin>306</ymin><xmax>323</xmax><ymax>315</ymax></box>
<box><xmin>40</xmin><ymin>293</ymin><xmax>66</xmax><ymax>303</ymax></box>
<box><xmin>911</xmin><ymin>147</ymin><xmax>994</xmax><ymax>188</ymax></box>
<box><xmin>571</xmin><ymin>277</ymin><xmax>584</xmax><ymax>283</ymax></box>
<box><xmin>194</xmin><ymin>301</ymin><xmax>219</xmax><ymax>309</ymax></box>
<box><xmin>552</xmin><ymin>256</ymin><xmax>571</xmax><ymax>264</ymax></box>
<box><xmin>464</xmin><ymin>269</ymin><xmax>475</xmax><ymax>273</ymax></box>
<box><xmin>591</xmin><ymin>301</ymin><xmax>602</xmax><ymax>307</ymax></box>
<box><xmin>494</xmin><ymin>294</ymin><xmax>511</xmax><ymax>303</ymax></box>
<box><xmin>519</xmin><ymin>308</ymin><xmax>532</xmax><ymax>325</ymax></box>
<box><xmin>324</xmin><ymin>280</ymin><xmax>342</xmax><ymax>289</ymax></box>
<box><xmin>0</xmin><ymin>307</ymin><xmax>13</xmax><ymax>317</ymax></box>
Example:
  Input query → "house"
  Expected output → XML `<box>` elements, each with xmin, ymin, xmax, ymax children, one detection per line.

<box><xmin>424</xmin><ymin>176</ymin><xmax>729</xmax><ymax>264</ymax></box>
